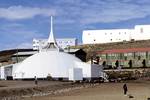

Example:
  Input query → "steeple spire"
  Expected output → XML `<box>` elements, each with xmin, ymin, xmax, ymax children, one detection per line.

<box><xmin>40</xmin><ymin>16</ymin><xmax>63</xmax><ymax>52</ymax></box>
<box><xmin>48</xmin><ymin>16</ymin><xmax>56</xmax><ymax>43</ymax></box>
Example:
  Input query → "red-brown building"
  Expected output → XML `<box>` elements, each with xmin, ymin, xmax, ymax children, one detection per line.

<box><xmin>96</xmin><ymin>47</ymin><xmax>150</xmax><ymax>69</ymax></box>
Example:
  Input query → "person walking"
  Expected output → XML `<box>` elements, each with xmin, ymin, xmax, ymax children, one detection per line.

<box><xmin>123</xmin><ymin>83</ymin><xmax>128</xmax><ymax>95</ymax></box>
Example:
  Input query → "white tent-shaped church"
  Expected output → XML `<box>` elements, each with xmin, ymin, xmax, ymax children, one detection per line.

<box><xmin>1</xmin><ymin>17</ymin><xmax>105</xmax><ymax>81</ymax></box>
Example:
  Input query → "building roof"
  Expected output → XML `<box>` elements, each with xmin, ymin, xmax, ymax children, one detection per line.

<box><xmin>13</xmin><ymin>50</ymin><xmax>82</xmax><ymax>78</ymax></box>
<box><xmin>13</xmin><ymin>51</ymin><xmax>38</xmax><ymax>56</ymax></box>
<box><xmin>64</xmin><ymin>49</ymin><xmax>80</xmax><ymax>53</ymax></box>
<box><xmin>0</xmin><ymin>49</ymin><xmax>35</xmax><ymax>56</ymax></box>
<box><xmin>0</xmin><ymin>49</ymin><xmax>36</xmax><ymax>62</ymax></box>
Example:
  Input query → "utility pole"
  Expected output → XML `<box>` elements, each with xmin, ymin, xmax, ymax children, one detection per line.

<box><xmin>16</xmin><ymin>48</ymin><xmax>18</xmax><ymax>63</ymax></box>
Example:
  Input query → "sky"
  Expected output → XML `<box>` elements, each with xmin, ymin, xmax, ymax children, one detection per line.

<box><xmin>1</xmin><ymin>0</ymin><xmax>150</xmax><ymax>50</ymax></box>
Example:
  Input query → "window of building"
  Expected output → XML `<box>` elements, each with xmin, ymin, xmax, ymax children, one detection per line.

<box><xmin>105</xmin><ymin>33</ymin><xmax>107</xmax><ymax>35</ymax></box>
<box><xmin>119</xmin><ymin>32</ymin><xmax>121</xmax><ymax>35</ymax></box>
<box><xmin>138</xmin><ymin>56</ymin><xmax>141</xmax><ymax>60</ymax></box>
<box><xmin>110</xmin><ymin>33</ymin><xmax>112</xmax><ymax>35</ymax></box>
<box><xmin>124</xmin><ymin>56</ymin><xmax>127</xmax><ymax>60</ymax></box>
<box><xmin>111</xmin><ymin>53</ymin><xmax>117</xmax><ymax>60</ymax></box>
<box><xmin>148</xmin><ymin>52</ymin><xmax>150</xmax><ymax>60</ymax></box>
<box><xmin>88</xmin><ymin>33</ymin><xmax>90</xmax><ymax>35</ymax></box>
<box><xmin>135</xmin><ymin>52</ymin><xmax>146</xmax><ymax>60</ymax></box>
<box><xmin>33</xmin><ymin>41</ymin><xmax>36</xmax><ymax>44</ymax></box>
<box><xmin>140</xmin><ymin>28</ymin><xmax>143</xmax><ymax>33</ymax></box>
<box><xmin>65</xmin><ymin>41</ymin><xmax>68</xmax><ymax>44</ymax></box>
<box><xmin>94</xmin><ymin>39</ymin><xmax>96</xmax><ymax>41</ymax></box>
<box><xmin>110</xmin><ymin>39</ymin><xmax>112</xmax><ymax>41</ymax></box>
<box><xmin>124</xmin><ymin>53</ymin><xmax>128</xmax><ymax>56</ymax></box>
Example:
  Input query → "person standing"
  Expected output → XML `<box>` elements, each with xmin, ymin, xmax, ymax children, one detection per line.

<box><xmin>34</xmin><ymin>76</ymin><xmax>38</xmax><ymax>85</ymax></box>
<box><xmin>123</xmin><ymin>83</ymin><xmax>128</xmax><ymax>95</ymax></box>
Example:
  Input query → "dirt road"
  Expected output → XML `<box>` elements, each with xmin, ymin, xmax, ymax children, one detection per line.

<box><xmin>24</xmin><ymin>82</ymin><xmax>150</xmax><ymax>100</ymax></box>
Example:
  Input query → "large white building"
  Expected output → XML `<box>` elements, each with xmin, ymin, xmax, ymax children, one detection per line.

<box><xmin>33</xmin><ymin>38</ymin><xmax>77</xmax><ymax>50</ymax></box>
<box><xmin>82</xmin><ymin>25</ymin><xmax>150</xmax><ymax>44</ymax></box>
<box><xmin>0</xmin><ymin>17</ymin><xmax>105</xmax><ymax>81</ymax></box>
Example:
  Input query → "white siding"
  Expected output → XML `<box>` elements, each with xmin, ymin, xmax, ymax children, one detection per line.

<box><xmin>33</xmin><ymin>38</ymin><xmax>77</xmax><ymax>50</ymax></box>
<box><xmin>69</xmin><ymin>68</ymin><xmax>83</xmax><ymax>81</ymax></box>
<box><xmin>0</xmin><ymin>67</ymin><xmax>5</xmax><ymax>79</ymax></box>
<box><xmin>75</xmin><ymin>62</ymin><xmax>103</xmax><ymax>78</ymax></box>
<box><xmin>91</xmin><ymin>64</ymin><xmax>102</xmax><ymax>78</ymax></box>
<box><xmin>82</xmin><ymin>25</ymin><xmax>150</xmax><ymax>44</ymax></box>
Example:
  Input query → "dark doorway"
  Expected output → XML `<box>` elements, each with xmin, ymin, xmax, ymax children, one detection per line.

<box><xmin>102</xmin><ymin>61</ymin><xmax>107</xmax><ymax>69</ymax></box>
<box><xmin>115</xmin><ymin>60</ymin><xmax>119</xmax><ymax>68</ymax></box>
<box><xmin>91</xmin><ymin>56</ymin><xmax>93</xmax><ymax>64</ymax></box>
<box><xmin>95</xmin><ymin>56</ymin><xmax>100</xmax><ymax>64</ymax></box>
<box><xmin>102</xmin><ymin>61</ymin><xmax>106</xmax><ymax>67</ymax></box>
<box><xmin>142</xmin><ymin>59</ymin><xmax>146</xmax><ymax>67</ymax></box>
<box><xmin>138</xmin><ymin>56</ymin><xmax>141</xmax><ymax>60</ymax></box>
<box><xmin>128</xmin><ymin>60</ymin><xmax>132</xmax><ymax>68</ymax></box>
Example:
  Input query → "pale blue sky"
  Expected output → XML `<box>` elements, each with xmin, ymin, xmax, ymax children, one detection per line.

<box><xmin>1</xmin><ymin>0</ymin><xmax>150</xmax><ymax>50</ymax></box>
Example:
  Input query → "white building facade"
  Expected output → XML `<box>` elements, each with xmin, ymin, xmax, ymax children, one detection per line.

<box><xmin>82</xmin><ymin>25</ymin><xmax>150</xmax><ymax>44</ymax></box>
<box><xmin>33</xmin><ymin>38</ymin><xmax>77</xmax><ymax>50</ymax></box>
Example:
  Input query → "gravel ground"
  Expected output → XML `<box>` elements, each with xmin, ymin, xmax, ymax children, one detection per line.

<box><xmin>0</xmin><ymin>80</ymin><xmax>150</xmax><ymax>100</ymax></box>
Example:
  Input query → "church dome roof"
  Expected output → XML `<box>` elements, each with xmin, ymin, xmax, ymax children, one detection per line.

<box><xmin>13</xmin><ymin>50</ymin><xmax>82</xmax><ymax>79</ymax></box>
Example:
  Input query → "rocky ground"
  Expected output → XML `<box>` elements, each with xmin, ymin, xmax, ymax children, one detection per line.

<box><xmin>0</xmin><ymin>80</ymin><xmax>74</xmax><ymax>99</ymax></box>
